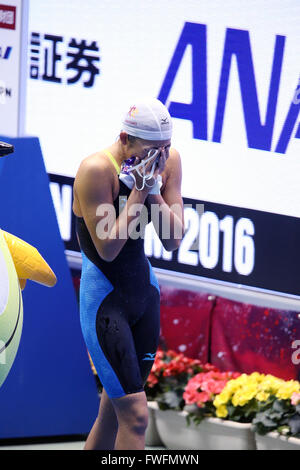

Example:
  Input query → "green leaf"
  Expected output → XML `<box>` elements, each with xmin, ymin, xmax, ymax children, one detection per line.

<box><xmin>262</xmin><ymin>416</ymin><xmax>277</xmax><ymax>427</ymax></box>
<box><xmin>289</xmin><ymin>414</ymin><xmax>300</xmax><ymax>436</ymax></box>
<box><xmin>273</xmin><ymin>399</ymin><xmax>290</xmax><ymax>413</ymax></box>
<box><xmin>243</xmin><ymin>399</ymin><xmax>260</xmax><ymax>419</ymax></box>
<box><xmin>277</xmin><ymin>425</ymin><xmax>289</xmax><ymax>435</ymax></box>
<box><xmin>268</xmin><ymin>411</ymin><xmax>283</xmax><ymax>421</ymax></box>
<box><xmin>253</xmin><ymin>410</ymin><xmax>277</xmax><ymax>430</ymax></box>
<box><xmin>295</xmin><ymin>404</ymin><xmax>300</xmax><ymax>414</ymax></box>
<box><xmin>184</xmin><ymin>404</ymin><xmax>199</xmax><ymax>415</ymax></box>
<box><xmin>226</xmin><ymin>404</ymin><xmax>236</xmax><ymax>418</ymax></box>
<box><xmin>157</xmin><ymin>401</ymin><xmax>169</xmax><ymax>411</ymax></box>
<box><xmin>192</xmin><ymin>415</ymin><xmax>205</xmax><ymax>426</ymax></box>
<box><xmin>253</xmin><ymin>422</ymin><xmax>269</xmax><ymax>435</ymax></box>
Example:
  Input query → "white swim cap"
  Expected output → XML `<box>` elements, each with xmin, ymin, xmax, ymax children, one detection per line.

<box><xmin>121</xmin><ymin>97</ymin><xmax>172</xmax><ymax>141</ymax></box>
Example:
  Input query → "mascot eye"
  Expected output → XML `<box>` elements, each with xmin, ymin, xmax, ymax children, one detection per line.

<box><xmin>0</xmin><ymin>250</ymin><xmax>9</xmax><ymax>317</ymax></box>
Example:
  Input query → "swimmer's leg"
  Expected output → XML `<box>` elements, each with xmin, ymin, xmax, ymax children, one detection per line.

<box><xmin>132</xmin><ymin>287</ymin><xmax>161</xmax><ymax>385</ymax></box>
<box><xmin>111</xmin><ymin>390</ymin><xmax>149</xmax><ymax>450</ymax></box>
<box><xmin>109</xmin><ymin>289</ymin><xmax>160</xmax><ymax>451</ymax></box>
<box><xmin>84</xmin><ymin>387</ymin><xmax>118</xmax><ymax>450</ymax></box>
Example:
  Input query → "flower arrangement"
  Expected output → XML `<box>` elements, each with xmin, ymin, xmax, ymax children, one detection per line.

<box><xmin>145</xmin><ymin>348</ymin><xmax>218</xmax><ymax>410</ymax></box>
<box><xmin>183</xmin><ymin>370</ymin><xmax>241</xmax><ymax>425</ymax></box>
<box><xmin>145</xmin><ymin>347</ymin><xmax>300</xmax><ymax>447</ymax></box>
<box><xmin>213</xmin><ymin>372</ymin><xmax>300</xmax><ymax>428</ymax></box>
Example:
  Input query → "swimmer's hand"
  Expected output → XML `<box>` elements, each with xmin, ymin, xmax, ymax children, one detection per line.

<box><xmin>131</xmin><ymin>149</ymin><xmax>164</xmax><ymax>192</ymax></box>
<box><xmin>157</xmin><ymin>147</ymin><xmax>167</xmax><ymax>174</ymax></box>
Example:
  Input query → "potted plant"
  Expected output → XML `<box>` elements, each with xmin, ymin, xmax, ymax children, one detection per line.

<box><xmin>213</xmin><ymin>373</ymin><xmax>300</xmax><ymax>450</ymax></box>
<box><xmin>145</xmin><ymin>349</ymin><xmax>217</xmax><ymax>447</ymax></box>
<box><xmin>213</xmin><ymin>372</ymin><xmax>283</xmax><ymax>423</ymax></box>
<box><xmin>145</xmin><ymin>349</ymin><xmax>213</xmax><ymax>410</ymax></box>
<box><xmin>183</xmin><ymin>370</ymin><xmax>241</xmax><ymax>424</ymax></box>
<box><xmin>154</xmin><ymin>369</ymin><xmax>248</xmax><ymax>450</ymax></box>
<box><xmin>252</xmin><ymin>386</ymin><xmax>300</xmax><ymax>450</ymax></box>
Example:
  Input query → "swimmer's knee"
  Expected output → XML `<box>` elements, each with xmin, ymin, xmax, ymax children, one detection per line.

<box><xmin>111</xmin><ymin>391</ymin><xmax>148</xmax><ymax>434</ymax></box>
<box><xmin>127</xmin><ymin>406</ymin><xmax>148</xmax><ymax>435</ymax></box>
<box><xmin>131</xmin><ymin>413</ymin><xmax>148</xmax><ymax>435</ymax></box>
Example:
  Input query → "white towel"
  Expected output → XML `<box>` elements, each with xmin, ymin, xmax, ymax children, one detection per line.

<box><xmin>119</xmin><ymin>172</ymin><xmax>135</xmax><ymax>189</ymax></box>
<box><xmin>119</xmin><ymin>173</ymin><xmax>162</xmax><ymax>193</ymax></box>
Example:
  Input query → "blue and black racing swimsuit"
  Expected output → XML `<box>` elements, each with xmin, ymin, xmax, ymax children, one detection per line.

<box><xmin>75</xmin><ymin>150</ymin><xmax>160</xmax><ymax>399</ymax></box>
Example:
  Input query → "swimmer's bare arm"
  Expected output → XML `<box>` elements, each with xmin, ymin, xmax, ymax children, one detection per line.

<box><xmin>148</xmin><ymin>148</ymin><xmax>184</xmax><ymax>251</ymax></box>
<box><xmin>74</xmin><ymin>158</ymin><xmax>149</xmax><ymax>262</ymax></box>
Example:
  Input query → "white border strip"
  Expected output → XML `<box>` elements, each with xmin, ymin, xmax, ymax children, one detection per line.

<box><xmin>18</xmin><ymin>0</ymin><xmax>29</xmax><ymax>136</ymax></box>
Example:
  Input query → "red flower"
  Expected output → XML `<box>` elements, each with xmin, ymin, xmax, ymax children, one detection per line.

<box><xmin>146</xmin><ymin>371</ymin><xmax>159</xmax><ymax>388</ymax></box>
<box><xmin>197</xmin><ymin>392</ymin><xmax>211</xmax><ymax>405</ymax></box>
<box><xmin>183</xmin><ymin>370</ymin><xmax>241</xmax><ymax>407</ymax></box>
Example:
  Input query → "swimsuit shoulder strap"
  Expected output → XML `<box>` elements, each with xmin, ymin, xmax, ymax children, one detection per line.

<box><xmin>103</xmin><ymin>149</ymin><xmax>121</xmax><ymax>175</ymax></box>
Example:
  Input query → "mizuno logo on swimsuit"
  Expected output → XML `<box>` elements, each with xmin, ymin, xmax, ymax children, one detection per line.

<box><xmin>142</xmin><ymin>353</ymin><xmax>156</xmax><ymax>361</ymax></box>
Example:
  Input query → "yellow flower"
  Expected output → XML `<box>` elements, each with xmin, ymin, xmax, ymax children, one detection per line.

<box><xmin>216</xmin><ymin>405</ymin><xmax>228</xmax><ymax>418</ymax></box>
<box><xmin>259</xmin><ymin>375</ymin><xmax>284</xmax><ymax>394</ymax></box>
<box><xmin>244</xmin><ymin>383</ymin><xmax>258</xmax><ymax>393</ymax></box>
<box><xmin>276</xmin><ymin>381</ymin><xmax>300</xmax><ymax>400</ymax></box>
<box><xmin>256</xmin><ymin>391</ymin><xmax>270</xmax><ymax>402</ymax></box>
<box><xmin>236</xmin><ymin>374</ymin><xmax>248</xmax><ymax>384</ymax></box>
<box><xmin>232</xmin><ymin>391</ymin><xmax>248</xmax><ymax>407</ymax></box>
<box><xmin>214</xmin><ymin>373</ymin><xmax>300</xmax><ymax>418</ymax></box>
<box><xmin>249</xmin><ymin>372</ymin><xmax>263</xmax><ymax>382</ymax></box>
<box><xmin>213</xmin><ymin>396</ymin><xmax>222</xmax><ymax>408</ymax></box>
<box><xmin>238</xmin><ymin>383</ymin><xmax>258</xmax><ymax>400</ymax></box>
<box><xmin>213</xmin><ymin>389</ymin><xmax>232</xmax><ymax>407</ymax></box>
<box><xmin>225</xmin><ymin>380</ymin><xmax>239</xmax><ymax>394</ymax></box>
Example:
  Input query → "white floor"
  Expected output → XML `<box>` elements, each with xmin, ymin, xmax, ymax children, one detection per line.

<box><xmin>0</xmin><ymin>441</ymin><xmax>165</xmax><ymax>450</ymax></box>
<box><xmin>0</xmin><ymin>441</ymin><xmax>86</xmax><ymax>451</ymax></box>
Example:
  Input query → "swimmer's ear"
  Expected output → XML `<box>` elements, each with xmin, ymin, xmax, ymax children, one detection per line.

<box><xmin>119</xmin><ymin>131</ymin><xmax>129</xmax><ymax>145</ymax></box>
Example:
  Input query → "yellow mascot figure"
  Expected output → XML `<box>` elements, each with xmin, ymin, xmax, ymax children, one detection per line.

<box><xmin>0</xmin><ymin>142</ymin><xmax>57</xmax><ymax>387</ymax></box>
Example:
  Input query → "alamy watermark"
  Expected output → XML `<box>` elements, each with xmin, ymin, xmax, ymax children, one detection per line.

<box><xmin>291</xmin><ymin>340</ymin><xmax>300</xmax><ymax>365</ymax></box>
<box><xmin>292</xmin><ymin>77</ymin><xmax>300</xmax><ymax>105</ymax></box>
<box><xmin>95</xmin><ymin>199</ymin><xmax>204</xmax><ymax>241</ymax></box>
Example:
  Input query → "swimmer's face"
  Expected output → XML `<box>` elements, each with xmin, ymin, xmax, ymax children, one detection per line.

<box><xmin>127</xmin><ymin>136</ymin><xmax>171</xmax><ymax>162</ymax></box>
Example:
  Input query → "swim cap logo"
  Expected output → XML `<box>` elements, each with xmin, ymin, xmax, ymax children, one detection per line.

<box><xmin>128</xmin><ymin>106</ymin><xmax>138</xmax><ymax>118</ymax></box>
<box><xmin>161</xmin><ymin>117</ymin><xmax>169</xmax><ymax>125</ymax></box>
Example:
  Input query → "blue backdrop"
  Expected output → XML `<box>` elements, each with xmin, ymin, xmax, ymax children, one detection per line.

<box><xmin>0</xmin><ymin>136</ymin><xmax>99</xmax><ymax>439</ymax></box>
